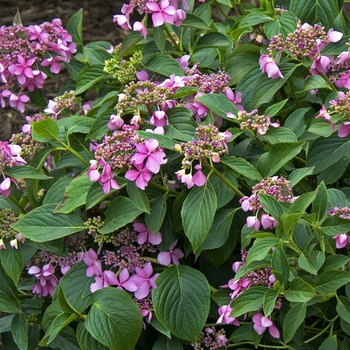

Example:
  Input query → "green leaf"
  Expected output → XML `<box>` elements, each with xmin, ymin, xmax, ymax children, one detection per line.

<box><xmin>283</xmin><ymin>302</ymin><xmax>306</xmax><ymax>343</ymax></box>
<box><xmin>298</xmin><ymin>251</ymin><xmax>325</xmax><ymax>275</ymax></box>
<box><xmin>47</xmin><ymin>312</ymin><xmax>80</xmax><ymax>344</ymax></box>
<box><xmin>196</xmin><ymin>93</ymin><xmax>239</xmax><ymax>119</ymax></box>
<box><xmin>318</xmin><ymin>155</ymin><xmax>350</xmax><ymax>185</ymax></box>
<box><xmin>258</xmin><ymin>194</ymin><xmax>284</xmax><ymax>218</ymax></box>
<box><xmin>195</xmin><ymin>32</ymin><xmax>228</xmax><ymax>49</ymax></box>
<box><xmin>289</xmin><ymin>191</ymin><xmax>316</xmax><ymax>213</ymax></box>
<box><xmin>85</xmin><ymin>288</ymin><xmax>142</xmax><ymax>350</ymax></box>
<box><xmin>119</xmin><ymin>31</ymin><xmax>143</xmax><ymax>56</ymax></box>
<box><xmin>264</xmin><ymin>11</ymin><xmax>297</xmax><ymax>39</ymax></box>
<box><xmin>153</xmin><ymin>25</ymin><xmax>166</xmax><ymax>52</ymax></box>
<box><xmin>314</xmin><ymin>270</ymin><xmax>350</xmax><ymax>294</ymax></box>
<box><xmin>323</xmin><ymin>255</ymin><xmax>350</xmax><ymax>270</ymax></box>
<box><xmin>288</xmin><ymin>167</ymin><xmax>314</xmax><ymax>188</ymax></box>
<box><xmin>238</xmin><ymin>11</ymin><xmax>273</xmax><ymax>29</ymax></box>
<box><xmin>221</xmin><ymin>156</ymin><xmax>263</xmax><ymax>181</ymax></box>
<box><xmin>54</xmin><ymin>174</ymin><xmax>92</xmax><ymax>214</ymax></box>
<box><xmin>0</xmin><ymin>243</ymin><xmax>24</xmax><ymax>285</ymax></box>
<box><xmin>12</xmin><ymin>204</ymin><xmax>85</xmax><ymax>242</ymax></box>
<box><xmin>337</xmin><ymin>296</ymin><xmax>350</xmax><ymax>323</ymax></box>
<box><xmin>152</xmin><ymin>335</ymin><xmax>184</xmax><ymax>350</ymax></box>
<box><xmin>319</xmin><ymin>335</ymin><xmax>338</xmax><ymax>350</ymax></box>
<box><xmin>260</xmin><ymin>127</ymin><xmax>298</xmax><ymax>144</ymax></box>
<box><xmin>195</xmin><ymin>207</ymin><xmax>237</xmax><ymax>257</ymax></box>
<box><xmin>245</xmin><ymin>237</ymin><xmax>279</xmax><ymax>266</ymax></box>
<box><xmin>252</xmin><ymin>63</ymin><xmax>298</xmax><ymax>108</ymax></box>
<box><xmin>11</xmin><ymin>312</ymin><xmax>28</xmax><ymax>350</ymax></box>
<box><xmin>126</xmin><ymin>181</ymin><xmax>150</xmax><ymax>214</ymax></box>
<box><xmin>271</xmin><ymin>241</ymin><xmax>290</xmax><ymax>285</ymax></box>
<box><xmin>59</xmin><ymin>263</ymin><xmax>93</xmax><ymax>314</ymax></box>
<box><xmin>311</xmin><ymin>181</ymin><xmax>328</xmax><ymax>221</ymax></box>
<box><xmin>263</xmin><ymin>289</ymin><xmax>280</xmax><ymax>317</ymax></box>
<box><xmin>303</xmin><ymin>75</ymin><xmax>332</xmax><ymax>92</ymax></box>
<box><xmin>84</xmin><ymin>41</ymin><xmax>111</xmax><ymax>65</ymax></box>
<box><xmin>152</xmin><ymin>265</ymin><xmax>210</xmax><ymax>342</ymax></box>
<box><xmin>307</xmin><ymin>133</ymin><xmax>350</xmax><ymax>173</ymax></box>
<box><xmin>77</xmin><ymin>323</ymin><xmax>109</xmax><ymax>350</ymax></box>
<box><xmin>290</xmin><ymin>0</ymin><xmax>339</xmax><ymax>29</ymax></box>
<box><xmin>75</xmin><ymin>65</ymin><xmax>106</xmax><ymax>95</ymax></box>
<box><xmin>143</xmin><ymin>55</ymin><xmax>183</xmax><ymax>77</ymax></box>
<box><xmin>320</xmin><ymin>216</ymin><xmax>350</xmax><ymax>236</ymax></box>
<box><xmin>264</xmin><ymin>99</ymin><xmax>289</xmax><ymax>117</ymax></box>
<box><xmin>99</xmin><ymin>196</ymin><xmax>143</xmax><ymax>234</ymax></box>
<box><xmin>0</xmin><ymin>315</ymin><xmax>14</xmax><ymax>333</ymax></box>
<box><xmin>67</xmin><ymin>9</ymin><xmax>83</xmax><ymax>50</ymax></box>
<box><xmin>285</xmin><ymin>278</ymin><xmax>315</xmax><ymax>302</ymax></box>
<box><xmin>145</xmin><ymin>194</ymin><xmax>168</xmax><ymax>234</ymax></box>
<box><xmin>182</xmin><ymin>13</ymin><xmax>211</xmax><ymax>30</ymax></box>
<box><xmin>43</xmin><ymin>175</ymin><xmax>73</xmax><ymax>206</ymax></box>
<box><xmin>256</xmin><ymin>142</ymin><xmax>304</xmax><ymax>177</ymax></box>
<box><xmin>209</xmin><ymin>169</ymin><xmax>237</xmax><ymax>208</ymax></box>
<box><xmin>181</xmin><ymin>182</ymin><xmax>217</xmax><ymax>252</ymax></box>
<box><xmin>32</xmin><ymin>118</ymin><xmax>60</xmax><ymax>143</ymax></box>
<box><xmin>57</xmin><ymin>115</ymin><xmax>95</xmax><ymax>135</ymax></box>
<box><xmin>3</xmin><ymin>165</ymin><xmax>51</xmax><ymax>180</ymax></box>
<box><xmin>231</xmin><ymin>286</ymin><xmax>268</xmax><ymax>317</ymax></box>
<box><xmin>164</xmin><ymin>108</ymin><xmax>197</xmax><ymax>142</ymax></box>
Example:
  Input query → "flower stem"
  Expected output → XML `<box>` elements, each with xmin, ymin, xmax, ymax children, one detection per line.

<box><xmin>9</xmin><ymin>195</ymin><xmax>26</xmax><ymax>214</ymax></box>
<box><xmin>304</xmin><ymin>315</ymin><xmax>339</xmax><ymax>343</ymax></box>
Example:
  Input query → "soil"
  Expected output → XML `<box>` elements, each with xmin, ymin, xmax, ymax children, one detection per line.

<box><xmin>0</xmin><ymin>0</ymin><xmax>127</xmax><ymax>140</ymax></box>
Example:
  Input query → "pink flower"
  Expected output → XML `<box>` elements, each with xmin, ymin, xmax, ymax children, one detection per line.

<box><xmin>8</xmin><ymin>55</ymin><xmax>35</xmax><ymax>85</ymax></box>
<box><xmin>128</xmin><ymin>262</ymin><xmax>159</xmax><ymax>299</ymax></box>
<box><xmin>87</xmin><ymin>160</ymin><xmax>101</xmax><ymax>182</ymax></box>
<box><xmin>315</xmin><ymin>105</ymin><xmax>331</xmax><ymax>122</ymax></box>
<box><xmin>107</xmin><ymin>113</ymin><xmax>124</xmax><ymax>130</ymax></box>
<box><xmin>90</xmin><ymin>270</ymin><xmax>120</xmax><ymax>292</ymax></box>
<box><xmin>83</xmin><ymin>248</ymin><xmax>102</xmax><ymax>277</ymax></box>
<box><xmin>115</xmin><ymin>268</ymin><xmax>138</xmax><ymax>292</ymax></box>
<box><xmin>113</xmin><ymin>14</ymin><xmax>131</xmax><ymax>30</ymax></box>
<box><xmin>246</xmin><ymin>216</ymin><xmax>261</xmax><ymax>231</ymax></box>
<box><xmin>99</xmin><ymin>163</ymin><xmax>120</xmax><ymax>194</ymax></box>
<box><xmin>157</xmin><ymin>240</ymin><xmax>184</xmax><ymax>266</ymax></box>
<box><xmin>146</xmin><ymin>0</ymin><xmax>176</xmax><ymax>27</ymax></box>
<box><xmin>133</xmin><ymin>222</ymin><xmax>162</xmax><ymax>245</ymax></box>
<box><xmin>131</xmin><ymin>138</ymin><xmax>167</xmax><ymax>173</ymax></box>
<box><xmin>311</xmin><ymin>55</ymin><xmax>331</xmax><ymax>75</ymax></box>
<box><xmin>333</xmin><ymin>234</ymin><xmax>350</xmax><ymax>248</ymax></box>
<box><xmin>173</xmin><ymin>9</ymin><xmax>186</xmax><ymax>27</ymax></box>
<box><xmin>192</xmin><ymin>164</ymin><xmax>206</xmax><ymax>186</ymax></box>
<box><xmin>9</xmin><ymin>93</ymin><xmax>30</xmax><ymax>113</ymax></box>
<box><xmin>327</xmin><ymin>29</ymin><xmax>343</xmax><ymax>43</ymax></box>
<box><xmin>0</xmin><ymin>177</ymin><xmax>13</xmax><ymax>197</ymax></box>
<box><xmin>136</xmin><ymin>70</ymin><xmax>149</xmax><ymax>81</ymax></box>
<box><xmin>338</xmin><ymin>122</ymin><xmax>350</xmax><ymax>138</ymax></box>
<box><xmin>133</xmin><ymin>21</ymin><xmax>147</xmax><ymax>38</ymax></box>
<box><xmin>261</xmin><ymin>214</ymin><xmax>278</xmax><ymax>230</ymax></box>
<box><xmin>125</xmin><ymin>162</ymin><xmax>152</xmax><ymax>190</ymax></box>
<box><xmin>175</xmin><ymin>169</ymin><xmax>195</xmax><ymax>189</ymax></box>
<box><xmin>149</xmin><ymin>110</ymin><xmax>167</xmax><ymax>127</ymax></box>
<box><xmin>217</xmin><ymin>305</ymin><xmax>240</xmax><ymax>325</ymax></box>
<box><xmin>252</xmin><ymin>313</ymin><xmax>280</xmax><ymax>338</ymax></box>
<box><xmin>259</xmin><ymin>54</ymin><xmax>284</xmax><ymax>79</ymax></box>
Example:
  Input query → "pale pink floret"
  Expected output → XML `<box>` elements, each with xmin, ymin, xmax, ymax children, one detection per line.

<box><xmin>146</xmin><ymin>0</ymin><xmax>176</xmax><ymax>27</ymax></box>
<box><xmin>157</xmin><ymin>240</ymin><xmax>184</xmax><ymax>266</ymax></box>
<box><xmin>128</xmin><ymin>262</ymin><xmax>159</xmax><ymax>299</ymax></box>
<box><xmin>327</xmin><ymin>29</ymin><xmax>343</xmax><ymax>43</ymax></box>
<box><xmin>311</xmin><ymin>55</ymin><xmax>331</xmax><ymax>75</ymax></box>
<box><xmin>90</xmin><ymin>270</ymin><xmax>120</xmax><ymax>292</ymax></box>
<box><xmin>83</xmin><ymin>248</ymin><xmax>103</xmax><ymax>277</ymax></box>
<box><xmin>333</xmin><ymin>234</ymin><xmax>350</xmax><ymax>248</ymax></box>
<box><xmin>217</xmin><ymin>305</ymin><xmax>240</xmax><ymax>325</ymax></box>
<box><xmin>125</xmin><ymin>162</ymin><xmax>152</xmax><ymax>190</ymax></box>
<box><xmin>259</xmin><ymin>54</ymin><xmax>284</xmax><ymax>79</ymax></box>
<box><xmin>133</xmin><ymin>21</ymin><xmax>147</xmax><ymax>38</ymax></box>
<box><xmin>246</xmin><ymin>216</ymin><xmax>261</xmax><ymax>231</ymax></box>
<box><xmin>133</xmin><ymin>221</ymin><xmax>162</xmax><ymax>245</ymax></box>
<box><xmin>338</xmin><ymin>122</ymin><xmax>350</xmax><ymax>138</ymax></box>
<box><xmin>107</xmin><ymin>113</ymin><xmax>124</xmax><ymax>130</ymax></box>
<box><xmin>192</xmin><ymin>164</ymin><xmax>206</xmax><ymax>186</ymax></box>
<box><xmin>116</xmin><ymin>268</ymin><xmax>138</xmax><ymax>292</ymax></box>
<box><xmin>113</xmin><ymin>14</ymin><xmax>132</xmax><ymax>30</ymax></box>
<box><xmin>261</xmin><ymin>214</ymin><xmax>278</xmax><ymax>230</ymax></box>
<box><xmin>252</xmin><ymin>313</ymin><xmax>280</xmax><ymax>338</ymax></box>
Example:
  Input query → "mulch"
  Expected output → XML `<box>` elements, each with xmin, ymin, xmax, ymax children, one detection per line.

<box><xmin>0</xmin><ymin>0</ymin><xmax>127</xmax><ymax>140</ymax></box>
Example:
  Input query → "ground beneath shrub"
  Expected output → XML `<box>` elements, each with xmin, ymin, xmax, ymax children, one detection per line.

<box><xmin>0</xmin><ymin>0</ymin><xmax>127</xmax><ymax>140</ymax></box>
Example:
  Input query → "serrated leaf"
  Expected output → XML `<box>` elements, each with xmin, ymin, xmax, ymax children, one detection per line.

<box><xmin>314</xmin><ymin>270</ymin><xmax>350</xmax><ymax>294</ymax></box>
<box><xmin>145</xmin><ymin>194</ymin><xmax>168</xmax><ymax>233</ymax></box>
<box><xmin>283</xmin><ymin>302</ymin><xmax>306</xmax><ymax>343</ymax></box>
<box><xmin>196</xmin><ymin>93</ymin><xmax>239</xmax><ymax>119</ymax></box>
<box><xmin>258</xmin><ymin>194</ymin><xmax>284</xmax><ymax>218</ymax></box>
<box><xmin>264</xmin><ymin>99</ymin><xmax>289</xmax><ymax>117</ymax></box>
<box><xmin>126</xmin><ymin>181</ymin><xmax>150</xmax><ymax>213</ymax></box>
<box><xmin>0</xmin><ymin>243</ymin><xmax>24</xmax><ymax>285</ymax></box>
<box><xmin>209</xmin><ymin>169</ymin><xmax>237</xmax><ymax>208</ymax></box>
<box><xmin>99</xmin><ymin>196</ymin><xmax>143</xmax><ymax>234</ymax></box>
<box><xmin>76</xmin><ymin>323</ymin><xmax>109</xmax><ymax>350</ymax></box>
<box><xmin>238</xmin><ymin>12</ymin><xmax>273</xmax><ymax>28</ymax></box>
<box><xmin>195</xmin><ymin>32</ymin><xmax>228</xmax><ymax>49</ymax></box>
<box><xmin>181</xmin><ymin>182</ymin><xmax>217</xmax><ymax>252</ymax></box>
<box><xmin>271</xmin><ymin>241</ymin><xmax>289</xmax><ymax>285</ymax></box>
<box><xmin>85</xmin><ymin>288</ymin><xmax>142</xmax><ymax>350</ymax></box>
<box><xmin>245</xmin><ymin>237</ymin><xmax>279</xmax><ymax>266</ymax></box>
<box><xmin>337</xmin><ymin>296</ymin><xmax>350</xmax><ymax>323</ymax></box>
<box><xmin>55</xmin><ymin>174</ymin><xmax>92</xmax><ymax>214</ymax></box>
<box><xmin>32</xmin><ymin>118</ymin><xmax>60</xmax><ymax>143</ymax></box>
<box><xmin>152</xmin><ymin>336</ymin><xmax>184</xmax><ymax>350</ymax></box>
<box><xmin>264</xmin><ymin>11</ymin><xmax>297</xmax><ymax>39</ymax></box>
<box><xmin>11</xmin><ymin>312</ymin><xmax>28</xmax><ymax>350</ymax></box>
<box><xmin>221</xmin><ymin>156</ymin><xmax>263</xmax><ymax>181</ymax></box>
<box><xmin>67</xmin><ymin>9</ymin><xmax>83</xmax><ymax>50</ymax></box>
<box><xmin>288</xmin><ymin>167</ymin><xmax>314</xmax><ymax>188</ymax></box>
<box><xmin>260</xmin><ymin>127</ymin><xmax>298</xmax><ymax>144</ymax></box>
<box><xmin>164</xmin><ymin>108</ymin><xmax>197</xmax><ymax>141</ymax></box>
<box><xmin>3</xmin><ymin>165</ymin><xmax>51</xmax><ymax>180</ymax></box>
<box><xmin>311</xmin><ymin>181</ymin><xmax>328</xmax><ymax>221</ymax></box>
<box><xmin>143</xmin><ymin>55</ymin><xmax>183</xmax><ymax>77</ymax></box>
<box><xmin>152</xmin><ymin>265</ymin><xmax>210</xmax><ymax>342</ymax></box>
<box><xmin>75</xmin><ymin>65</ymin><xmax>106</xmax><ymax>95</ymax></box>
<box><xmin>319</xmin><ymin>335</ymin><xmax>338</xmax><ymax>350</ymax></box>
<box><xmin>12</xmin><ymin>204</ymin><xmax>85</xmax><ymax>242</ymax></box>
<box><xmin>257</xmin><ymin>142</ymin><xmax>304</xmax><ymax>177</ymax></box>
<box><xmin>136</xmin><ymin>131</ymin><xmax>176</xmax><ymax>150</ymax></box>
<box><xmin>285</xmin><ymin>278</ymin><xmax>315</xmax><ymax>302</ymax></box>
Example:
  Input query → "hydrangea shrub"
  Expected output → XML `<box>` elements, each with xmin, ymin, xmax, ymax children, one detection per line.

<box><xmin>2</xmin><ymin>0</ymin><xmax>350</xmax><ymax>349</ymax></box>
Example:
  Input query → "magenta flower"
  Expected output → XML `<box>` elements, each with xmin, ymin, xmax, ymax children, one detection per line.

<box><xmin>146</xmin><ymin>0</ymin><xmax>176</xmax><ymax>27</ymax></box>
<box><xmin>99</xmin><ymin>163</ymin><xmax>120</xmax><ymax>194</ymax></box>
<box><xmin>338</xmin><ymin>122</ymin><xmax>350</xmax><ymax>138</ymax></box>
<box><xmin>259</xmin><ymin>54</ymin><xmax>284</xmax><ymax>79</ymax></box>
<box><xmin>113</xmin><ymin>14</ymin><xmax>131</xmax><ymax>30</ymax></box>
<box><xmin>90</xmin><ymin>270</ymin><xmax>120</xmax><ymax>293</ymax></box>
<box><xmin>8</xmin><ymin>55</ymin><xmax>35</xmax><ymax>85</ymax></box>
<box><xmin>311</xmin><ymin>55</ymin><xmax>331</xmax><ymax>74</ymax></box>
<box><xmin>133</xmin><ymin>222</ymin><xmax>162</xmax><ymax>245</ymax></box>
<box><xmin>83</xmin><ymin>248</ymin><xmax>102</xmax><ymax>277</ymax></box>
<box><xmin>217</xmin><ymin>305</ymin><xmax>239</xmax><ymax>325</ymax></box>
<box><xmin>107</xmin><ymin>113</ymin><xmax>124</xmax><ymax>130</ymax></box>
<box><xmin>252</xmin><ymin>313</ymin><xmax>280</xmax><ymax>338</ymax></box>
<box><xmin>0</xmin><ymin>177</ymin><xmax>13</xmax><ymax>197</ymax></box>
<box><xmin>149</xmin><ymin>110</ymin><xmax>167</xmax><ymax>127</ymax></box>
<box><xmin>157</xmin><ymin>240</ymin><xmax>184</xmax><ymax>266</ymax></box>
<box><xmin>175</xmin><ymin>169</ymin><xmax>195</xmax><ymax>189</ymax></box>
<box><xmin>261</xmin><ymin>214</ymin><xmax>277</xmax><ymax>230</ymax></box>
<box><xmin>125</xmin><ymin>162</ymin><xmax>152</xmax><ymax>190</ymax></box>
<box><xmin>133</xmin><ymin>21</ymin><xmax>147</xmax><ymax>38</ymax></box>
<box><xmin>9</xmin><ymin>93</ymin><xmax>30</xmax><ymax>113</ymax></box>
<box><xmin>131</xmin><ymin>138</ymin><xmax>167</xmax><ymax>173</ymax></box>
<box><xmin>128</xmin><ymin>262</ymin><xmax>159</xmax><ymax>299</ymax></box>
<box><xmin>333</xmin><ymin>234</ymin><xmax>350</xmax><ymax>248</ymax></box>
<box><xmin>115</xmin><ymin>268</ymin><xmax>138</xmax><ymax>292</ymax></box>
<box><xmin>192</xmin><ymin>164</ymin><xmax>206</xmax><ymax>186</ymax></box>
<box><xmin>28</xmin><ymin>264</ymin><xmax>58</xmax><ymax>297</ymax></box>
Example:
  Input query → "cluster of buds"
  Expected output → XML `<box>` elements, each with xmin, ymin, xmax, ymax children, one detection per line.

<box><xmin>329</xmin><ymin>206</ymin><xmax>350</xmax><ymax>248</ymax></box>
<box><xmin>0</xmin><ymin>19</ymin><xmax>76</xmax><ymax>112</ymax></box>
<box><xmin>174</xmin><ymin>124</ymin><xmax>231</xmax><ymax>189</ymax></box>
<box><xmin>113</xmin><ymin>0</ymin><xmax>187</xmax><ymax>38</ymax></box>
<box><xmin>0</xmin><ymin>209</ymin><xmax>23</xmax><ymax>249</ymax></box>
<box><xmin>44</xmin><ymin>90</ymin><xmax>82</xmax><ymax>119</ymax></box>
<box><xmin>191</xmin><ymin>327</ymin><xmax>228</xmax><ymax>350</ymax></box>
<box><xmin>226</xmin><ymin>109</ymin><xmax>280</xmax><ymax>136</ymax></box>
<box><xmin>316</xmin><ymin>91</ymin><xmax>350</xmax><ymax>137</ymax></box>
<box><xmin>240</xmin><ymin>176</ymin><xmax>296</xmax><ymax>231</ymax></box>
<box><xmin>0</xmin><ymin>140</ymin><xmax>26</xmax><ymax>197</ymax></box>
<box><xmin>104</xmin><ymin>50</ymin><xmax>143</xmax><ymax>85</ymax></box>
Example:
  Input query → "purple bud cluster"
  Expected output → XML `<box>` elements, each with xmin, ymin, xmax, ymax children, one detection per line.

<box><xmin>192</xmin><ymin>327</ymin><xmax>228</xmax><ymax>350</ymax></box>
<box><xmin>0</xmin><ymin>19</ymin><xmax>76</xmax><ymax>112</ymax></box>
<box><xmin>240</xmin><ymin>176</ymin><xmax>296</xmax><ymax>231</ymax></box>
<box><xmin>328</xmin><ymin>206</ymin><xmax>350</xmax><ymax>249</ymax></box>
<box><xmin>0</xmin><ymin>209</ymin><xmax>23</xmax><ymax>250</ymax></box>
<box><xmin>227</xmin><ymin>109</ymin><xmax>280</xmax><ymax>135</ymax></box>
<box><xmin>174</xmin><ymin>125</ymin><xmax>231</xmax><ymax>189</ymax></box>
